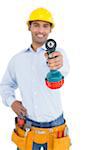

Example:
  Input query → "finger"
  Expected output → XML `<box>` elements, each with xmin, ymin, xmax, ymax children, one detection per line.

<box><xmin>50</xmin><ymin>51</ymin><xmax>62</xmax><ymax>57</ymax></box>
<box><xmin>54</xmin><ymin>55</ymin><xmax>63</xmax><ymax>62</ymax></box>
<box><xmin>49</xmin><ymin>63</ymin><xmax>63</xmax><ymax>69</ymax></box>
<box><xmin>54</xmin><ymin>61</ymin><xmax>63</xmax><ymax>67</ymax></box>
<box><xmin>45</xmin><ymin>51</ymin><xmax>62</xmax><ymax>60</ymax></box>
<box><xmin>20</xmin><ymin>109</ymin><xmax>27</xmax><ymax>116</ymax></box>
<box><xmin>48</xmin><ymin>63</ymin><xmax>55</xmax><ymax>68</ymax></box>
<box><xmin>16</xmin><ymin>108</ymin><xmax>27</xmax><ymax>116</ymax></box>
<box><xmin>48</xmin><ymin>53</ymin><xmax>53</xmax><ymax>58</ymax></box>
<box><xmin>14</xmin><ymin>108</ymin><xmax>21</xmax><ymax>116</ymax></box>
<box><xmin>50</xmin><ymin>64</ymin><xmax>63</xmax><ymax>70</ymax></box>
<box><xmin>47</xmin><ymin>58</ymin><xmax>56</xmax><ymax>64</ymax></box>
<box><xmin>17</xmin><ymin>104</ymin><xmax>27</xmax><ymax>114</ymax></box>
<box><xmin>48</xmin><ymin>52</ymin><xmax>61</xmax><ymax>59</ymax></box>
<box><xmin>48</xmin><ymin>60</ymin><xmax>63</xmax><ymax>68</ymax></box>
<box><xmin>47</xmin><ymin>55</ymin><xmax>63</xmax><ymax>64</ymax></box>
<box><xmin>48</xmin><ymin>62</ymin><xmax>63</xmax><ymax>70</ymax></box>
<box><xmin>18</xmin><ymin>105</ymin><xmax>27</xmax><ymax>113</ymax></box>
<box><xmin>47</xmin><ymin>60</ymin><xmax>63</xmax><ymax>68</ymax></box>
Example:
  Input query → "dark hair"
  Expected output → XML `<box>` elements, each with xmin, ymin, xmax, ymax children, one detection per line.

<box><xmin>29</xmin><ymin>21</ymin><xmax>53</xmax><ymax>27</ymax></box>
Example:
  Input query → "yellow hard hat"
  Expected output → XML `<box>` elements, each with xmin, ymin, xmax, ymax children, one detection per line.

<box><xmin>27</xmin><ymin>8</ymin><xmax>55</xmax><ymax>28</ymax></box>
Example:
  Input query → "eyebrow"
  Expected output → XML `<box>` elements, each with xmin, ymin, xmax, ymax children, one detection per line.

<box><xmin>32</xmin><ymin>21</ymin><xmax>50</xmax><ymax>26</ymax></box>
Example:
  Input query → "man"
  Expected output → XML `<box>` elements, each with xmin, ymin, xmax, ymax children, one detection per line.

<box><xmin>0</xmin><ymin>8</ymin><xmax>70</xmax><ymax>150</ymax></box>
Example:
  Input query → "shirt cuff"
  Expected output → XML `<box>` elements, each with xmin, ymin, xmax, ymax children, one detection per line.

<box><xmin>6</xmin><ymin>96</ymin><xmax>16</xmax><ymax>107</ymax></box>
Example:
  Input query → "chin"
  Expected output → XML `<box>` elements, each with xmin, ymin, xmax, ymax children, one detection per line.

<box><xmin>37</xmin><ymin>39</ymin><xmax>47</xmax><ymax>44</ymax></box>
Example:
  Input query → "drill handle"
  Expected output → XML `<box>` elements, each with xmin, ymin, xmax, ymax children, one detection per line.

<box><xmin>46</xmin><ymin>48</ymin><xmax>55</xmax><ymax>55</ymax></box>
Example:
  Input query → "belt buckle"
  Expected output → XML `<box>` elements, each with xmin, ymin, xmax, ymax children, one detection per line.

<box><xmin>49</xmin><ymin>128</ymin><xmax>53</xmax><ymax>133</ymax></box>
<box><xmin>35</xmin><ymin>130</ymin><xmax>46</xmax><ymax>134</ymax></box>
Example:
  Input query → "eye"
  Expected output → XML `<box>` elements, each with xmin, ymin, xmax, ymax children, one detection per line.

<box><xmin>32</xmin><ymin>23</ymin><xmax>39</xmax><ymax>27</ymax></box>
<box><xmin>43</xmin><ymin>24</ymin><xmax>50</xmax><ymax>28</ymax></box>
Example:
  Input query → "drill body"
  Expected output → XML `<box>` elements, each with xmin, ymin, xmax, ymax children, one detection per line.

<box><xmin>45</xmin><ymin>39</ymin><xmax>64</xmax><ymax>89</ymax></box>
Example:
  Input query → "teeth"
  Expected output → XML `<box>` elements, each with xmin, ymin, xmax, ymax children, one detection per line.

<box><xmin>37</xmin><ymin>34</ymin><xmax>44</xmax><ymax>38</ymax></box>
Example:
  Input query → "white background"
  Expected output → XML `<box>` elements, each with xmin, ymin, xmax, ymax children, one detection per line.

<box><xmin>0</xmin><ymin>0</ymin><xmax>100</xmax><ymax>150</ymax></box>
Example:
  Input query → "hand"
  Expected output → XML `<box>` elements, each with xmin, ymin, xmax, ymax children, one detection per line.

<box><xmin>45</xmin><ymin>51</ymin><xmax>63</xmax><ymax>70</ymax></box>
<box><xmin>11</xmin><ymin>100</ymin><xmax>27</xmax><ymax>116</ymax></box>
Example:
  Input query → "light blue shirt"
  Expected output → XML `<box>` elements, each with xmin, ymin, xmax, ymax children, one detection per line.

<box><xmin>0</xmin><ymin>45</ymin><xmax>69</xmax><ymax>122</ymax></box>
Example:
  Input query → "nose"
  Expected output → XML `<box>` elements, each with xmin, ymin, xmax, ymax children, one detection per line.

<box><xmin>38</xmin><ymin>26</ymin><xmax>44</xmax><ymax>33</ymax></box>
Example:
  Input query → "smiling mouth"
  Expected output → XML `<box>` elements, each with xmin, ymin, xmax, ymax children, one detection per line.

<box><xmin>36</xmin><ymin>34</ymin><xmax>44</xmax><ymax>38</ymax></box>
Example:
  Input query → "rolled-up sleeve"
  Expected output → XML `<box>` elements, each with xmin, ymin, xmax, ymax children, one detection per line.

<box><xmin>0</xmin><ymin>57</ymin><xmax>18</xmax><ymax>107</ymax></box>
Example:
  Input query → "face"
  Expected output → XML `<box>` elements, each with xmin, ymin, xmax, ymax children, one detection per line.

<box><xmin>29</xmin><ymin>20</ymin><xmax>52</xmax><ymax>45</ymax></box>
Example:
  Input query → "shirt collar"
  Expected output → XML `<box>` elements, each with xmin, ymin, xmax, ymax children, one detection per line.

<box><xmin>24</xmin><ymin>44</ymin><xmax>47</xmax><ymax>53</ymax></box>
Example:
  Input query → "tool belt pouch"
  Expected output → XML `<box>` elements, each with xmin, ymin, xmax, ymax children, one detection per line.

<box><xmin>12</xmin><ymin>125</ymin><xmax>26</xmax><ymax>150</ymax></box>
<box><xmin>53</xmin><ymin>135</ymin><xmax>70</xmax><ymax>150</ymax></box>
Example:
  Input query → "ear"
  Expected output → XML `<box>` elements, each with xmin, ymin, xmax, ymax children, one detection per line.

<box><xmin>50</xmin><ymin>28</ymin><xmax>52</xmax><ymax>33</ymax></box>
<box><xmin>28</xmin><ymin>24</ymin><xmax>31</xmax><ymax>31</ymax></box>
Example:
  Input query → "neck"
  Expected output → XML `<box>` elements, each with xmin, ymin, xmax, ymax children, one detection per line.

<box><xmin>31</xmin><ymin>42</ymin><xmax>43</xmax><ymax>51</ymax></box>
